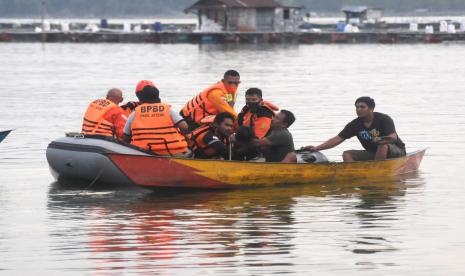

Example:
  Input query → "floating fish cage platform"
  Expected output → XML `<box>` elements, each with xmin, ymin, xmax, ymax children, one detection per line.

<box><xmin>1</xmin><ymin>31</ymin><xmax>465</xmax><ymax>44</ymax></box>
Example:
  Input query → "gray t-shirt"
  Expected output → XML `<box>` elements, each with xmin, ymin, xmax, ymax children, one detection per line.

<box><xmin>263</xmin><ymin>129</ymin><xmax>295</xmax><ymax>162</ymax></box>
<box><xmin>124</xmin><ymin>109</ymin><xmax>183</xmax><ymax>135</ymax></box>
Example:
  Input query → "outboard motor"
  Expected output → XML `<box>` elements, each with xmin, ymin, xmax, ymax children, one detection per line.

<box><xmin>299</xmin><ymin>151</ymin><xmax>329</xmax><ymax>163</ymax></box>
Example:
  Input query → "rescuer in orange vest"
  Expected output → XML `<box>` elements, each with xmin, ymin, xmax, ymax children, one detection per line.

<box><xmin>187</xmin><ymin>112</ymin><xmax>235</xmax><ymax>159</ymax></box>
<box><xmin>238</xmin><ymin>88</ymin><xmax>279</xmax><ymax>139</ymax></box>
<box><xmin>231</xmin><ymin>88</ymin><xmax>279</xmax><ymax>160</ymax></box>
<box><xmin>180</xmin><ymin>70</ymin><xmax>240</xmax><ymax>131</ymax></box>
<box><xmin>123</xmin><ymin>80</ymin><xmax>189</xmax><ymax>156</ymax></box>
<box><xmin>81</xmin><ymin>88</ymin><xmax>127</xmax><ymax>139</ymax></box>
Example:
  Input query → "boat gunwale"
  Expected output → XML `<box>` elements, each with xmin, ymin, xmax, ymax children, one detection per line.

<box><xmin>48</xmin><ymin>137</ymin><xmax>153</xmax><ymax>155</ymax></box>
<box><xmin>104</xmin><ymin>148</ymin><xmax>427</xmax><ymax>166</ymax></box>
<box><xmin>105</xmin><ymin>149</ymin><xmax>427</xmax><ymax>189</ymax></box>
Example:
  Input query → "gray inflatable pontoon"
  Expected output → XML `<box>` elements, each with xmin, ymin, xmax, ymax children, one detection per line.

<box><xmin>46</xmin><ymin>134</ymin><xmax>328</xmax><ymax>187</ymax></box>
<box><xmin>46</xmin><ymin>135</ymin><xmax>149</xmax><ymax>186</ymax></box>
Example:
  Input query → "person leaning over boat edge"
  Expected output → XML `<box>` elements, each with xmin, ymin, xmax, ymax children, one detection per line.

<box><xmin>180</xmin><ymin>70</ymin><xmax>240</xmax><ymax>131</ymax></box>
<box><xmin>238</xmin><ymin>88</ymin><xmax>279</xmax><ymax>139</ymax></box>
<box><xmin>251</xmin><ymin>110</ymin><xmax>297</xmax><ymax>163</ymax></box>
<box><xmin>123</xmin><ymin>80</ymin><xmax>189</xmax><ymax>156</ymax></box>
<box><xmin>187</xmin><ymin>112</ymin><xmax>235</xmax><ymax>160</ymax></box>
<box><xmin>81</xmin><ymin>88</ymin><xmax>127</xmax><ymax>140</ymax></box>
<box><xmin>302</xmin><ymin>96</ymin><xmax>406</xmax><ymax>161</ymax></box>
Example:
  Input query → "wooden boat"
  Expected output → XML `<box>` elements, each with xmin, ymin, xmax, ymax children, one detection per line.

<box><xmin>0</xmin><ymin>129</ymin><xmax>13</xmax><ymax>143</ymax></box>
<box><xmin>107</xmin><ymin>149</ymin><xmax>426</xmax><ymax>189</ymax></box>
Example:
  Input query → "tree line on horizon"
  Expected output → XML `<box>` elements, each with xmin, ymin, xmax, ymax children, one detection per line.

<box><xmin>1</xmin><ymin>0</ymin><xmax>465</xmax><ymax>17</ymax></box>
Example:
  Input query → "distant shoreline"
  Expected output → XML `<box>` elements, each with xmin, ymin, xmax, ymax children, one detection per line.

<box><xmin>1</xmin><ymin>15</ymin><xmax>464</xmax><ymax>25</ymax></box>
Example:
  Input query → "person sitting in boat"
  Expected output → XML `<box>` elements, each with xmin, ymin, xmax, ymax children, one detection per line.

<box><xmin>301</xmin><ymin>96</ymin><xmax>406</xmax><ymax>161</ymax></box>
<box><xmin>251</xmin><ymin>110</ymin><xmax>297</xmax><ymax>163</ymax></box>
<box><xmin>81</xmin><ymin>88</ymin><xmax>127</xmax><ymax>140</ymax></box>
<box><xmin>180</xmin><ymin>70</ymin><xmax>240</xmax><ymax>131</ymax></box>
<box><xmin>232</xmin><ymin>88</ymin><xmax>279</xmax><ymax>160</ymax></box>
<box><xmin>123</xmin><ymin>80</ymin><xmax>189</xmax><ymax>156</ymax></box>
<box><xmin>238</xmin><ymin>88</ymin><xmax>279</xmax><ymax>139</ymax></box>
<box><xmin>187</xmin><ymin>112</ymin><xmax>235</xmax><ymax>159</ymax></box>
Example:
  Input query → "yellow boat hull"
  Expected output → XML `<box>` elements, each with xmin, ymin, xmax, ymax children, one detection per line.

<box><xmin>107</xmin><ymin>149</ymin><xmax>426</xmax><ymax>189</ymax></box>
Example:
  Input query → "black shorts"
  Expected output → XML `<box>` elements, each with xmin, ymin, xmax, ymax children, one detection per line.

<box><xmin>345</xmin><ymin>144</ymin><xmax>406</xmax><ymax>161</ymax></box>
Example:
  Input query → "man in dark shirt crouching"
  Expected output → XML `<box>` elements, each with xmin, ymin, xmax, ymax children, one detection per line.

<box><xmin>302</xmin><ymin>96</ymin><xmax>406</xmax><ymax>161</ymax></box>
<box><xmin>252</xmin><ymin>110</ymin><xmax>297</xmax><ymax>163</ymax></box>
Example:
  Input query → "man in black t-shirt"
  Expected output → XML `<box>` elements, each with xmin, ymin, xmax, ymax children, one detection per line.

<box><xmin>302</xmin><ymin>97</ymin><xmax>406</xmax><ymax>161</ymax></box>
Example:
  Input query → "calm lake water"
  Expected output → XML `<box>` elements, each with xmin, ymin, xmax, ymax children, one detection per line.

<box><xmin>1</xmin><ymin>42</ymin><xmax>465</xmax><ymax>274</ymax></box>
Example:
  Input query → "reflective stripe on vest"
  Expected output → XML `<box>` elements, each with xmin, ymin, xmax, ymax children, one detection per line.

<box><xmin>187</xmin><ymin>125</ymin><xmax>211</xmax><ymax>153</ymax></box>
<box><xmin>181</xmin><ymin>81</ymin><xmax>230</xmax><ymax>124</ymax></box>
<box><xmin>82</xmin><ymin>99</ymin><xmax>117</xmax><ymax>137</ymax></box>
<box><xmin>131</xmin><ymin>103</ymin><xmax>187</xmax><ymax>155</ymax></box>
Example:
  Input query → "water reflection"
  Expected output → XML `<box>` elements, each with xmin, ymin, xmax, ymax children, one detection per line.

<box><xmin>47</xmin><ymin>175</ymin><xmax>422</xmax><ymax>273</ymax></box>
<box><xmin>348</xmin><ymin>173</ymin><xmax>424</xmax><ymax>258</ymax></box>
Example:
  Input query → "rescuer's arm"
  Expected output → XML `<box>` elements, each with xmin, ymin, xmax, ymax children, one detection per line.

<box><xmin>103</xmin><ymin>107</ymin><xmax>128</xmax><ymax>140</ymax></box>
<box><xmin>207</xmin><ymin>89</ymin><xmax>238</xmax><ymax>117</ymax></box>
<box><xmin>170</xmin><ymin>109</ymin><xmax>189</xmax><ymax>135</ymax></box>
<box><xmin>122</xmin><ymin>112</ymin><xmax>135</xmax><ymax>143</ymax></box>
<box><xmin>302</xmin><ymin>135</ymin><xmax>345</xmax><ymax>152</ymax></box>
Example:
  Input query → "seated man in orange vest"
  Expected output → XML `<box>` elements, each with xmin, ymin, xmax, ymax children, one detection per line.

<box><xmin>187</xmin><ymin>112</ymin><xmax>235</xmax><ymax>159</ymax></box>
<box><xmin>180</xmin><ymin>70</ymin><xmax>240</xmax><ymax>131</ymax></box>
<box><xmin>233</xmin><ymin>88</ymin><xmax>279</xmax><ymax>160</ymax></box>
<box><xmin>81</xmin><ymin>88</ymin><xmax>127</xmax><ymax>140</ymax></box>
<box><xmin>123</xmin><ymin>80</ymin><xmax>189</xmax><ymax>156</ymax></box>
<box><xmin>238</xmin><ymin>88</ymin><xmax>279</xmax><ymax>139</ymax></box>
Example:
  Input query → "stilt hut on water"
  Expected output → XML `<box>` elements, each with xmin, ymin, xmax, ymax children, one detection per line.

<box><xmin>341</xmin><ymin>6</ymin><xmax>383</xmax><ymax>24</ymax></box>
<box><xmin>185</xmin><ymin>0</ymin><xmax>303</xmax><ymax>32</ymax></box>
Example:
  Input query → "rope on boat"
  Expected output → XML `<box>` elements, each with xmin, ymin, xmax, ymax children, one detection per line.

<box><xmin>78</xmin><ymin>159</ymin><xmax>113</xmax><ymax>194</ymax></box>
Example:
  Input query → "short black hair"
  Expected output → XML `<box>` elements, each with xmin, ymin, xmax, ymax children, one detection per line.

<box><xmin>355</xmin><ymin>96</ymin><xmax>375</xmax><ymax>109</ymax></box>
<box><xmin>136</xmin><ymin>86</ymin><xmax>160</xmax><ymax>103</ymax></box>
<box><xmin>223</xmin><ymin>70</ymin><xmax>240</xmax><ymax>79</ymax></box>
<box><xmin>280</xmin><ymin>110</ymin><xmax>295</xmax><ymax>128</ymax></box>
<box><xmin>245</xmin><ymin>88</ymin><xmax>262</xmax><ymax>98</ymax></box>
<box><xmin>214</xmin><ymin>112</ymin><xmax>235</xmax><ymax>125</ymax></box>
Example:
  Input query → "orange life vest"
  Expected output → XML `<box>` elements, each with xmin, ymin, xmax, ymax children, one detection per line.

<box><xmin>187</xmin><ymin>125</ymin><xmax>227</xmax><ymax>158</ymax></box>
<box><xmin>130</xmin><ymin>103</ymin><xmax>188</xmax><ymax>155</ymax></box>
<box><xmin>181</xmin><ymin>81</ymin><xmax>235</xmax><ymax>124</ymax></box>
<box><xmin>240</xmin><ymin>100</ymin><xmax>279</xmax><ymax>139</ymax></box>
<box><xmin>82</xmin><ymin>98</ymin><xmax>118</xmax><ymax>137</ymax></box>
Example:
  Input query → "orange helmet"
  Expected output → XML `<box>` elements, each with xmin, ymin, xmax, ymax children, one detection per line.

<box><xmin>135</xmin><ymin>80</ymin><xmax>156</xmax><ymax>93</ymax></box>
